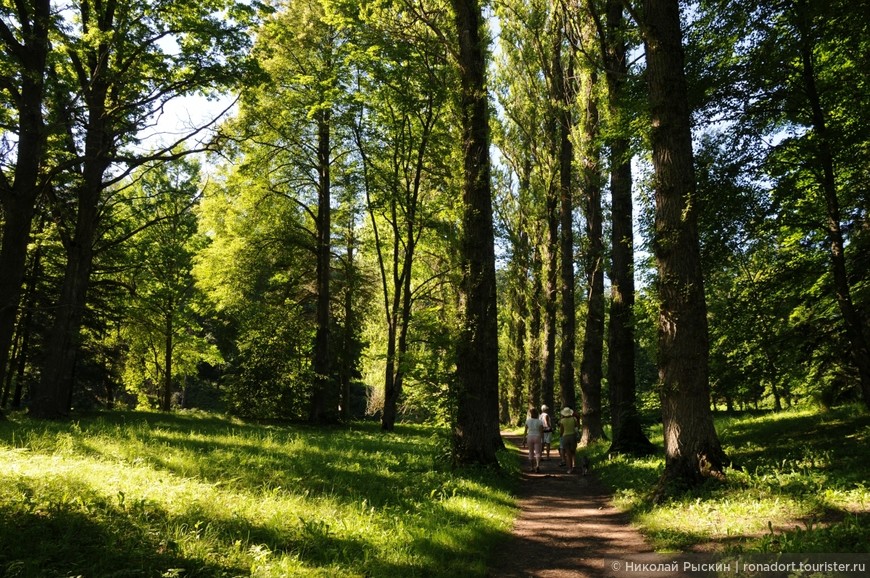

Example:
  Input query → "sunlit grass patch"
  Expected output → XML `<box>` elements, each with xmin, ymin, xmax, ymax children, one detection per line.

<box><xmin>0</xmin><ymin>411</ymin><xmax>516</xmax><ymax>577</ymax></box>
<box><xmin>588</xmin><ymin>405</ymin><xmax>870</xmax><ymax>553</ymax></box>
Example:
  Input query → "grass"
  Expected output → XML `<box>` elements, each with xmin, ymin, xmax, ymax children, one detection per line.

<box><xmin>585</xmin><ymin>405</ymin><xmax>870</xmax><ymax>554</ymax></box>
<box><xmin>0</xmin><ymin>411</ymin><xmax>518</xmax><ymax>577</ymax></box>
<box><xmin>3</xmin><ymin>405</ymin><xmax>868</xmax><ymax>576</ymax></box>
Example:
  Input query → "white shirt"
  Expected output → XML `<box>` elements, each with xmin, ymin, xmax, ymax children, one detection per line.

<box><xmin>525</xmin><ymin>417</ymin><xmax>544</xmax><ymax>437</ymax></box>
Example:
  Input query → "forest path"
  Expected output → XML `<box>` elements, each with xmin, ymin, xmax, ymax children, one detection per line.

<box><xmin>486</xmin><ymin>434</ymin><xmax>685</xmax><ymax>578</ymax></box>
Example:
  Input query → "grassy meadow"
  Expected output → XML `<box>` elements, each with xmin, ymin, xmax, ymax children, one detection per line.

<box><xmin>586</xmin><ymin>405</ymin><xmax>870</xmax><ymax>553</ymax></box>
<box><xmin>0</xmin><ymin>412</ymin><xmax>518</xmax><ymax>577</ymax></box>
<box><xmin>2</xmin><ymin>405</ymin><xmax>869</xmax><ymax>577</ymax></box>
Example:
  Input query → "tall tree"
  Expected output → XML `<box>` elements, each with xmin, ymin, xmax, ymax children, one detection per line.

<box><xmin>0</xmin><ymin>0</ymin><xmax>51</xmax><ymax>408</ymax></box>
<box><xmin>493</xmin><ymin>0</ymin><xmax>561</xmax><ymax>419</ymax></box>
<box><xmin>492</xmin><ymin>0</ymin><xmax>546</xmax><ymax>421</ymax></box>
<box><xmin>791</xmin><ymin>0</ymin><xmax>870</xmax><ymax>409</ymax></box>
<box><xmin>310</xmin><ymin>78</ymin><xmax>334</xmax><ymax>424</ymax></box>
<box><xmin>541</xmin><ymin>68</ymin><xmax>561</xmax><ymax>417</ymax></box>
<box><xmin>588</xmin><ymin>0</ymin><xmax>655</xmax><ymax>454</ymax></box>
<box><xmin>638</xmin><ymin>0</ymin><xmax>726</xmax><ymax>494</ymax></box>
<box><xmin>28</xmin><ymin>0</ymin><xmax>252</xmax><ymax>418</ymax></box>
<box><xmin>550</xmin><ymin>3</ymin><xmax>578</xmax><ymax>414</ymax></box>
<box><xmin>562</xmin><ymin>5</ymin><xmax>608</xmax><ymax>444</ymax></box>
<box><xmin>690</xmin><ymin>0</ymin><xmax>870</xmax><ymax>409</ymax></box>
<box><xmin>577</xmin><ymin>65</ymin><xmax>607</xmax><ymax>444</ymax></box>
<box><xmin>451</xmin><ymin>0</ymin><xmax>502</xmax><ymax>464</ymax></box>
<box><xmin>347</xmin><ymin>0</ymin><xmax>452</xmax><ymax>430</ymax></box>
<box><xmin>229</xmin><ymin>0</ymin><xmax>349</xmax><ymax>423</ymax></box>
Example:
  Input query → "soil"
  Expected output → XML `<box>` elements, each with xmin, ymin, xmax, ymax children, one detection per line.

<box><xmin>487</xmin><ymin>434</ymin><xmax>686</xmax><ymax>578</ymax></box>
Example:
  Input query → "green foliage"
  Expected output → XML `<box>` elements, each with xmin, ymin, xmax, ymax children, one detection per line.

<box><xmin>191</xmin><ymin>0</ymin><xmax>372</xmax><ymax>421</ymax></box>
<box><xmin>112</xmin><ymin>158</ymin><xmax>224</xmax><ymax>410</ymax></box>
<box><xmin>588</xmin><ymin>406</ymin><xmax>870</xmax><ymax>553</ymax></box>
<box><xmin>686</xmin><ymin>0</ymin><xmax>870</xmax><ymax>411</ymax></box>
<box><xmin>221</xmin><ymin>309</ymin><xmax>314</xmax><ymax>419</ymax></box>
<box><xmin>336</xmin><ymin>0</ymin><xmax>461</xmax><ymax>427</ymax></box>
<box><xmin>0</xmin><ymin>410</ymin><xmax>516</xmax><ymax>577</ymax></box>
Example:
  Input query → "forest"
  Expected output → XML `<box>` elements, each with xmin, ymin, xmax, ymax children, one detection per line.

<box><xmin>1</xmin><ymin>0</ymin><xmax>869</xmax><ymax>493</ymax></box>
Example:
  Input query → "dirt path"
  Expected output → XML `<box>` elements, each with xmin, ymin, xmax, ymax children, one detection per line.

<box><xmin>487</xmin><ymin>434</ymin><xmax>685</xmax><ymax>578</ymax></box>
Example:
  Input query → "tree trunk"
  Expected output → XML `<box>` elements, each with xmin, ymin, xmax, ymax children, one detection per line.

<box><xmin>32</xmin><ymin>72</ymin><xmax>111</xmax><ymax>418</ymax></box>
<box><xmin>553</xmin><ymin>33</ymin><xmax>579</xmax><ymax>415</ymax></box>
<box><xmin>382</xmin><ymin>325</ymin><xmax>399</xmax><ymax>426</ymax></box>
<box><xmin>452</xmin><ymin>0</ymin><xmax>502</xmax><ymax>465</ymax></box>
<box><xmin>642</xmin><ymin>0</ymin><xmax>726</xmax><ymax>497</ymax></box>
<box><xmin>340</xmin><ymin>234</ymin><xmax>356</xmax><ymax>421</ymax></box>
<box><xmin>0</xmin><ymin>0</ymin><xmax>51</xmax><ymax>398</ymax></box>
<box><xmin>542</xmin><ymin>180</ymin><xmax>559</xmax><ymax>413</ymax></box>
<box><xmin>795</xmin><ymin>7</ymin><xmax>870</xmax><ymax>410</ymax></box>
<box><xmin>2</xmin><ymin>322</ymin><xmax>22</xmax><ymax>408</ymax></box>
<box><xmin>32</xmin><ymin>222</ymin><xmax>98</xmax><ymax>418</ymax></box>
<box><xmin>382</xmin><ymin>275</ymin><xmax>412</xmax><ymax>431</ymax></box>
<box><xmin>529</xmin><ymin>245</ymin><xmax>544</xmax><ymax>422</ymax></box>
<box><xmin>309</xmin><ymin>109</ymin><xmax>334</xmax><ymax>423</ymax></box>
<box><xmin>162</xmin><ymin>310</ymin><xmax>173</xmax><ymax>411</ymax></box>
<box><xmin>2</xmin><ymin>237</ymin><xmax>42</xmax><ymax>409</ymax></box>
<box><xmin>607</xmin><ymin>127</ymin><xmax>654</xmax><ymax>453</ymax></box>
<box><xmin>0</xmin><ymin>199</ymin><xmax>37</xmax><ymax>398</ymax></box>
<box><xmin>600</xmin><ymin>0</ymin><xmax>655</xmax><ymax>456</ymax></box>
<box><xmin>510</xmin><ymin>247</ymin><xmax>529</xmax><ymax>423</ymax></box>
<box><xmin>380</xmin><ymin>106</ymin><xmax>433</xmax><ymax>431</ymax></box>
<box><xmin>578</xmin><ymin>69</ymin><xmax>607</xmax><ymax>445</ymax></box>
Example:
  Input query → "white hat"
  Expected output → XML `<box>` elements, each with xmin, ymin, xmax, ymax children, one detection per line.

<box><xmin>541</xmin><ymin>405</ymin><xmax>549</xmax><ymax>411</ymax></box>
<box><xmin>561</xmin><ymin>407</ymin><xmax>573</xmax><ymax>417</ymax></box>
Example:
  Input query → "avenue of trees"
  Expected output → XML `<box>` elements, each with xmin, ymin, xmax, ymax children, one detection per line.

<box><xmin>1</xmin><ymin>0</ymin><xmax>868</xmax><ymax>490</ymax></box>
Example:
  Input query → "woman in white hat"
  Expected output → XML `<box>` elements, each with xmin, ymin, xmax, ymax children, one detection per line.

<box><xmin>559</xmin><ymin>407</ymin><xmax>580</xmax><ymax>473</ymax></box>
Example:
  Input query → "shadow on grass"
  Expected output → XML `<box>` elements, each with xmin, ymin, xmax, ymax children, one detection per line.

<box><xmin>1</xmin><ymin>411</ymin><xmax>450</xmax><ymax>508</ymax></box>
<box><xmin>586</xmin><ymin>406</ymin><xmax>870</xmax><ymax>553</ymax></box>
<box><xmin>0</xmin><ymin>411</ymin><xmax>518</xmax><ymax>577</ymax></box>
<box><xmin>0</xmin><ymin>478</ymin><xmax>236</xmax><ymax>577</ymax></box>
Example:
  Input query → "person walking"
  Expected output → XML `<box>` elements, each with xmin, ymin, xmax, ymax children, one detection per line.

<box><xmin>523</xmin><ymin>407</ymin><xmax>544</xmax><ymax>473</ymax></box>
<box><xmin>540</xmin><ymin>405</ymin><xmax>553</xmax><ymax>460</ymax></box>
<box><xmin>559</xmin><ymin>407</ymin><xmax>580</xmax><ymax>473</ymax></box>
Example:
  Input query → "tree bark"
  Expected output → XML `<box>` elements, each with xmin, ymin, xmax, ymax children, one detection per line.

<box><xmin>381</xmin><ymin>260</ymin><xmax>412</xmax><ymax>430</ymax></box>
<box><xmin>598</xmin><ymin>0</ymin><xmax>655</xmax><ymax>455</ymax></box>
<box><xmin>578</xmin><ymin>69</ymin><xmax>607</xmax><ymax>445</ymax></box>
<box><xmin>340</xmin><ymin>241</ymin><xmax>355</xmax><ymax>421</ymax></box>
<box><xmin>552</xmin><ymin>30</ymin><xmax>579</xmax><ymax>415</ymax></box>
<box><xmin>310</xmin><ymin>109</ymin><xmax>334</xmax><ymax>423</ymax></box>
<box><xmin>542</xmin><ymin>186</ymin><xmax>559</xmax><ymax>413</ymax></box>
<box><xmin>529</xmin><ymin>245</ymin><xmax>545</xmax><ymax>418</ymax></box>
<box><xmin>642</xmin><ymin>0</ymin><xmax>726</xmax><ymax>496</ymax></box>
<box><xmin>32</xmin><ymin>187</ymin><xmax>102</xmax><ymax>418</ymax></box>
<box><xmin>162</xmin><ymin>308</ymin><xmax>173</xmax><ymax>412</ymax></box>
<box><xmin>452</xmin><ymin>0</ymin><xmax>503</xmax><ymax>465</ymax></box>
<box><xmin>0</xmin><ymin>0</ymin><xmax>51</xmax><ymax>399</ymax></box>
<box><xmin>31</xmin><ymin>55</ymin><xmax>112</xmax><ymax>418</ymax></box>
